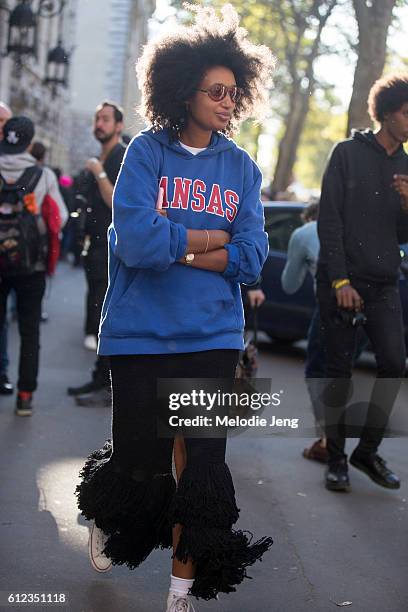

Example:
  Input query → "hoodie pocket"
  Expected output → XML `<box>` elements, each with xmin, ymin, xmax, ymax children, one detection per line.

<box><xmin>109</xmin><ymin>266</ymin><xmax>241</xmax><ymax>339</ymax></box>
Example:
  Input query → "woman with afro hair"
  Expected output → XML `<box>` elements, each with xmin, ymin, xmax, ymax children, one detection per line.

<box><xmin>76</xmin><ymin>4</ymin><xmax>275</xmax><ymax>610</ymax></box>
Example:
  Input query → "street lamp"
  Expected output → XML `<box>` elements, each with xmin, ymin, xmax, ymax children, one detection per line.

<box><xmin>7</xmin><ymin>1</ymin><xmax>37</xmax><ymax>58</ymax></box>
<box><xmin>44</xmin><ymin>38</ymin><xmax>69</xmax><ymax>92</ymax></box>
<box><xmin>1</xmin><ymin>0</ymin><xmax>67</xmax><ymax>62</ymax></box>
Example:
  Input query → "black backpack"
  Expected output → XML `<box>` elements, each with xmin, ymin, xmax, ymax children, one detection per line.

<box><xmin>0</xmin><ymin>166</ymin><xmax>48</xmax><ymax>276</ymax></box>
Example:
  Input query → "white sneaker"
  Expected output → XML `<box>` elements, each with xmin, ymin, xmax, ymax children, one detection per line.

<box><xmin>88</xmin><ymin>521</ymin><xmax>112</xmax><ymax>572</ymax></box>
<box><xmin>84</xmin><ymin>335</ymin><xmax>98</xmax><ymax>351</ymax></box>
<box><xmin>166</xmin><ymin>593</ymin><xmax>196</xmax><ymax>612</ymax></box>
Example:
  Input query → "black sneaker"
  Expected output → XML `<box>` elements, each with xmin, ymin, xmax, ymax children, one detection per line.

<box><xmin>0</xmin><ymin>373</ymin><xmax>14</xmax><ymax>395</ymax></box>
<box><xmin>67</xmin><ymin>380</ymin><xmax>106</xmax><ymax>396</ymax></box>
<box><xmin>350</xmin><ymin>451</ymin><xmax>400</xmax><ymax>489</ymax></box>
<box><xmin>325</xmin><ymin>459</ymin><xmax>350</xmax><ymax>492</ymax></box>
<box><xmin>75</xmin><ymin>388</ymin><xmax>111</xmax><ymax>407</ymax></box>
<box><xmin>15</xmin><ymin>394</ymin><xmax>33</xmax><ymax>417</ymax></box>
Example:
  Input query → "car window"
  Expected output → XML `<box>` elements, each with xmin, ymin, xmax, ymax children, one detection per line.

<box><xmin>264</xmin><ymin>208</ymin><xmax>304</xmax><ymax>252</ymax></box>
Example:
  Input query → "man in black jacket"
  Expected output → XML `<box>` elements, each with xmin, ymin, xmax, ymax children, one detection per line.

<box><xmin>317</xmin><ymin>73</ymin><xmax>408</xmax><ymax>492</ymax></box>
<box><xmin>67</xmin><ymin>101</ymin><xmax>126</xmax><ymax>406</ymax></box>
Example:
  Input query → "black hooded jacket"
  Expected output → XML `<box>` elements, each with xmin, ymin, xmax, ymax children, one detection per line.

<box><xmin>317</xmin><ymin>129</ymin><xmax>408</xmax><ymax>285</ymax></box>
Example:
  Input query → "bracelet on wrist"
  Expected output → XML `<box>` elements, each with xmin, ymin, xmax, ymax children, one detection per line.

<box><xmin>332</xmin><ymin>279</ymin><xmax>350</xmax><ymax>290</ymax></box>
<box><xmin>204</xmin><ymin>229</ymin><xmax>210</xmax><ymax>254</ymax></box>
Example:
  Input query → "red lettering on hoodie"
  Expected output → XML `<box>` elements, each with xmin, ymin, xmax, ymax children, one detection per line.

<box><xmin>224</xmin><ymin>189</ymin><xmax>239</xmax><ymax>222</ymax></box>
<box><xmin>191</xmin><ymin>179</ymin><xmax>206</xmax><ymax>212</ymax></box>
<box><xmin>170</xmin><ymin>177</ymin><xmax>192</xmax><ymax>209</ymax></box>
<box><xmin>159</xmin><ymin>176</ymin><xmax>169</xmax><ymax>208</ymax></box>
<box><xmin>206</xmin><ymin>183</ymin><xmax>224</xmax><ymax>217</ymax></box>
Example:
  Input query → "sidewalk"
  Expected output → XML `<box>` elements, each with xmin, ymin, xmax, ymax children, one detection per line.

<box><xmin>0</xmin><ymin>262</ymin><xmax>406</xmax><ymax>612</ymax></box>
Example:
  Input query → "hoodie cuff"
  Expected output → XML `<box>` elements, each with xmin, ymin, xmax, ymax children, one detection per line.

<box><xmin>175</xmin><ymin>223</ymin><xmax>188</xmax><ymax>261</ymax></box>
<box><xmin>328</xmin><ymin>267</ymin><xmax>349</xmax><ymax>284</ymax></box>
<box><xmin>222</xmin><ymin>244</ymin><xmax>240</xmax><ymax>279</ymax></box>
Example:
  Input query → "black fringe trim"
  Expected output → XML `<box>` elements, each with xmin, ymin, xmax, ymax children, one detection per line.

<box><xmin>171</xmin><ymin>461</ymin><xmax>240</xmax><ymax>528</ymax></box>
<box><xmin>75</xmin><ymin>440</ymin><xmax>176</xmax><ymax>568</ymax></box>
<box><xmin>176</xmin><ymin>526</ymin><xmax>273</xmax><ymax>601</ymax></box>
<box><xmin>171</xmin><ymin>461</ymin><xmax>273</xmax><ymax>601</ymax></box>
<box><xmin>76</xmin><ymin>445</ymin><xmax>273</xmax><ymax>594</ymax></box>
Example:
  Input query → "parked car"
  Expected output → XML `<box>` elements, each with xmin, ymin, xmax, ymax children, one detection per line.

<box><xmin>244</xmin><ymin>201</ymin><xmax>408</xmax><ymax>348</ymax></box>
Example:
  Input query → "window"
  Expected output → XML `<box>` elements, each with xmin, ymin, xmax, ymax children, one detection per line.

<box><xmin>264</xmin><ymin>207</ymin><xmax>303</xmax><ymax>253</ymax></box>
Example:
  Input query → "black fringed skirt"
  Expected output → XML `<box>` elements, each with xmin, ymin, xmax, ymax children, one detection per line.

<box><xmin>75</xmin><ymin>350</ymin><xmax>273</xmax><ymax>601</ymax></box>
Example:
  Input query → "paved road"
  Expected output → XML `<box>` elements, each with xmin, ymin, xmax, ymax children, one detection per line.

<box><xmin>0</xmin><ymin>263</ymin><xmax>407</xmax><ymax>612</ymax></box>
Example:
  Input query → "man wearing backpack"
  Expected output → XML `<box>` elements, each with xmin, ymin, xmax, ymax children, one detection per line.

<box><xmin>0</xmin><ymin>116</ymin><xmax>68</xmax><ymax>416</ymax></box>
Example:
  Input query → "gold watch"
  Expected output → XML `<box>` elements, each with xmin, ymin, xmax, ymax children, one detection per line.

<box><xmin>184</xmin><ymin>253</ymin><xmax>195</xmax><ymax>265</ymax></box>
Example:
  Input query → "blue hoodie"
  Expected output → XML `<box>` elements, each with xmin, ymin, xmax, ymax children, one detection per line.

<box><xmin>98</xmin><ymin>128</ymin><xmax>268</xmax><ymax>355</ymax></box>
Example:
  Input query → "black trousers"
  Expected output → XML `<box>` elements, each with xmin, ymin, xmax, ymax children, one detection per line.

<box><xmin>109</xmin><ymin>350</ymin><xmax>239</xmax><ymax>474</ymax></box>
<box><xmin>317</xmin><ymin>282</ymin><xmax>406</xmax><ymax>463</ymax></box>
<box><xmin>84</xmin><ymin>245</ymin><xmax>107</xmax><ymax>336</ymax></box>
<box><xmin>76</xmin><ymin>349</ymin><xmax>273</xmax><ymax>600</ymax></box>
<box><xmin>91</xmin><ymin>355</ymin><xmax>111</xmax><ymax>387</ymax></box>
<box><xmin>0</xmin><ymin>272</ymin><xmax>46</xmax><ymax>392</ymax></box>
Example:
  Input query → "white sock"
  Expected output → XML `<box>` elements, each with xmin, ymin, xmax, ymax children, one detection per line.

<box><xmin>168</xmin><ymin>574</ymin><xmax>194</xmax><ymax>599</ymax></box>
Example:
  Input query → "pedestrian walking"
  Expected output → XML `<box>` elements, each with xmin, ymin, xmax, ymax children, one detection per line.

<box><xmin>30</xmin><ymin>141</ymin><xmax>47</xmax><ymax>166</ymax></box>
<box><xmin>0</xmin><ymin>101</ymin><xmax>12</xmax><ymax>395</ymax></box>
<box><xmin>281</xmin><ymin>201</ymin><xmax>372</xmax><ymax>463</ymax></box>
<box><xmin>281</xmin><ymin>202</ymin><xmax>329</xmax><ymax>460</ymax></box>
<box><xmin>30</xmin><ymin>142</ymin><xmax>63</xmax><ymax>322</ymax></box>
<box><xmin>82</xmin><ymin>101</ymin><xmax>126</xmax><ymax>352</ymax></box>
<box><xmin>317</xmin><ymin>73</ymin><xmax>408</xmax><ymax>492</ymax></box>
<box><xmin>0</xmin><ymin>116</ymin><xmax>68</xmax><ymax>415</ymax></box>
<box><xmin>76</xmin><ymin>5</ymin><xmax>275</xmax><ymax>611</ymax></box>
<box><xmin>67</xmin><ymin>101</ymin><xmax>126</xmax><ymax>406</ymax></box>
<box><xmin>53</xmin><ymin>169</ymin><xmax>75</xmax><ymax>262</ymax></box>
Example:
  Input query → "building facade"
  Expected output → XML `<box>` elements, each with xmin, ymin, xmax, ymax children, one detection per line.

<box><xmin>0</xmin><ymin>0</ymin><xmax>78</xmax><ymax>172</ymax></box>
<box><xmin>69</xmin><ymin>0</ymin><xmax>155</xmax><ymax>175</ymax></box>
<box><xmin>122</xmin><ymin>0</ymin><xmax>155</xmax><ymax>134</ymax></box>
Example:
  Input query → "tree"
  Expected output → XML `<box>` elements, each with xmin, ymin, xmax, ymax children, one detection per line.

<box><xmin>295</xmin><ymin>93</ymin><xmax>347</xmax><ymax>190</ymax></box>
<box><xmin>346</xmin><ymin>0</ymin><xmax>399</xmax><ymax>135</ymax></box>
<box><xmin>270</xmin><ymin>0</ymin><xmax>340</xmax><ymax>195</ymax></box>
<box><xmin>234</xmin><ymin>120</ymin><xmax>263</xmax><ymax>163</ymax></box>
<box><xmin>166</xmin><ymin>1</ymin><xmax>342</xmax><ymax>192</ymax></box>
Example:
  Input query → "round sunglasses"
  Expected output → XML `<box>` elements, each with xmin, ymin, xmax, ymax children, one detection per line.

<box><xmin>196</xmin><ymin>83</ymin><xmax>243</xmax><ymax>103</ymax></box>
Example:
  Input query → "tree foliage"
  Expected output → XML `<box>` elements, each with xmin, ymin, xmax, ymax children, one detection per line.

<box><xmin>295</xmin><ymin>92</ymin><xmax>346</xmax><ymax>189</ymax></box>
<box><xmin>164</xmin><ymin>1</ymin><xmax>408</xmax><ymax>192</ymax></box>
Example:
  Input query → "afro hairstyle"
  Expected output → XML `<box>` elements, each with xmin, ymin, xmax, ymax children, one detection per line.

<box><xmin>136</xmin><ymin>3</ymin><xmax>276</xmax><ymax>138</ymax></box>
<box><xmin>368</xmin><ymin>73</ymin><xmax>408</xmax><ymax>123</ymax></box>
